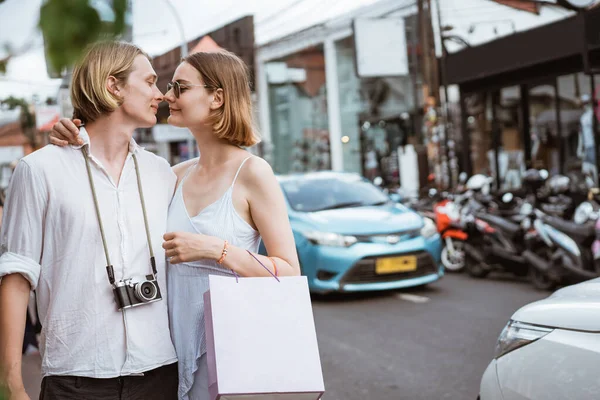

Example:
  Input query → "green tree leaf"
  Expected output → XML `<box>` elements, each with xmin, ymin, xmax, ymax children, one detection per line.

<box><xmin>112</xmin><ymin>0</ymin><xmax>127</xmax><ymax>36</ymax></box>
<box><xmin>38</xmin><ymin>0</ymin><xmax>127</xmax><ymax>74</ymax></box>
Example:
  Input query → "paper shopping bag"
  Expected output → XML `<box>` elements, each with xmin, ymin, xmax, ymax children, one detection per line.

<box><xmin>204</xmin><ymin>275</ymin><xmax>325</xmax><ymax>400</ymax></box>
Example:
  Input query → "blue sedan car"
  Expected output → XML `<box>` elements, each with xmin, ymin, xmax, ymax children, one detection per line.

<box><xmin>265</xmin><ymin>171</ymin><xmax>443</xmax><ymax>294</ymax></box>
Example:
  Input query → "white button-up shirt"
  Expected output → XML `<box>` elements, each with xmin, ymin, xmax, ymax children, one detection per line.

<box><xmin>0</xmin><ymin>128</ymin><xmax>178</xmax><ymax>378</ymax></box>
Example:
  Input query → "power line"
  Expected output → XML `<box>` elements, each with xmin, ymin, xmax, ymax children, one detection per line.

<box><xmin>257</xmin><ymin>0</ymin><xmax>333</xmax><ymax>36</ymax></box>
<box><xmin>257</xmin><ymin>0</ymin><xmax>314</xmax><ymax>26</ymax></box>
<box><xmin>258</xmin><ymin>0</ymin><xmax>417</xmax><ymax>37</ymax></box>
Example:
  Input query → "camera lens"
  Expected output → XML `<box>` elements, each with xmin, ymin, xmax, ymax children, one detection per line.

<box><xmin>135</xmin><ymin>281</ymin><xmax>157</xmax><ymax>302</ymax></box>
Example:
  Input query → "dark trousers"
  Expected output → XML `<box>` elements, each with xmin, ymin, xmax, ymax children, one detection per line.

<box><xmin>39</xmin><ymin>363</ymin><xmax>178</xmax><ymax>400</ymax></box>
<box><xmin>22</xmin><ymin>309</ymin><xmax>38</xmax><ymax>354</ymax></box>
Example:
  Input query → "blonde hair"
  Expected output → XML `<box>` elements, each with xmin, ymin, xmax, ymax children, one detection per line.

<box><xmin>183</xmin><ymin>50</ymin><xmax>260</xmax><ymax>147</ymax></box>
<box><xmin>70</xmin><ymin>41</ymin><xmax>150</xmax><ymax>123</ymax></box>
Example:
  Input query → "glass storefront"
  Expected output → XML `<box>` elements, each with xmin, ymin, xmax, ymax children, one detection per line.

<box><xmin>464</xmin><ymin>72</ymin><xmax>600</xmax><ymax>188</ymax></box>
<box><xmin>267</xmin><ymin>46</ymin><xmax>330</xmax><ymax>175</ymax></box>
<box><xmin>465</xmin><ymin>88</ymin><xmax>525</xmax><ymax>189</ymax></box>
<box><xmin>529</xmin><ymin>82</ymin><xmax>559</xmax><ymax>174</ymax></box>
<box><xmin>334</xmin><ymin>16</ymin><xmax>421</xmax><ymax>187</ymax></box>
<box><xmin>464</xmin><ymin>92</ymin><xmax>492</xmax><ymax>177</ymax></box>
<box><xmin>264</xmin><ymin>14</ymin><xmax>423</xmax><ymax>185</ymax></box>
<box><xmin>497</xmin><ymin>86</ymin><xmax>524</xmax><ymax>189</ymax></box>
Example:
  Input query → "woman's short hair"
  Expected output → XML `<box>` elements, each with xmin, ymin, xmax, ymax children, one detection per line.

<box><xmin>70</xmin><ymin>41</ymin><xmax>150</xmax><ymax>124</ymax></box>
<box><xmin>183</xmin><ymin>50</ymin><xmax>260</xmax><ymax>147</ymax></box>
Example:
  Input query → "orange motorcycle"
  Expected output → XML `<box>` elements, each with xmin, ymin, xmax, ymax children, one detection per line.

<box><xmin>434</xmin><ymin>198</ymin><xmax>468</xmax><ymax>272</ymax></box>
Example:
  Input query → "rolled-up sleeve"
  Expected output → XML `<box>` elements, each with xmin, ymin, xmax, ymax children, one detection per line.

<box><xmin>0</xmin><ymin>160</ymin><xmax>47</xmax><ymax>289</ymax></box>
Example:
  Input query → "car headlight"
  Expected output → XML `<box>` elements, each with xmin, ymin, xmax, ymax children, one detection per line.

<box><xmin>302</xmin><ymin>230</ymin><xmax>357</xmax><ymax>247</ymax></box>
<box><xmin>494</xmin><ymin>320</ymin><xmax>553</xmax><ymax>359</ymax></box>
<box><xmin>420</xmin><ymin>217</ymin><xmax>437</xmax><ymax>238</ymax></box>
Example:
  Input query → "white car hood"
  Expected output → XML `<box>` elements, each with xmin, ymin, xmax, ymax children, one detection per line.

<box><xmin>512</xmin><ymin>278</ymin><xmax>600</xmax><ymax>332</ymax></box>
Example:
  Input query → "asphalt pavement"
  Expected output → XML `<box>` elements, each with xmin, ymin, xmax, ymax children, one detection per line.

<box><xmin>22</xmin><ymin>272</ymin><xmax>549</xmax><ymax>400</ymax></box>
<box><xmin>312</xmin><ymin>272</ymin><xmax>548</xmax><ymax>400</ymax></box>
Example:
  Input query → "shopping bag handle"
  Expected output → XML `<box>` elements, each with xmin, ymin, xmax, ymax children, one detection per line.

<box><xmin>245</xmin><ymin>250</ymin><xmax>281</xmax><ymax>282</ymax></box>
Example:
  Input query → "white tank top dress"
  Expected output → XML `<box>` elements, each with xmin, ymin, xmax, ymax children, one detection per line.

<box><xmin>167</xmin><ymin>156</ymin><xmax>261</xmax><ymax>399</ymax></box>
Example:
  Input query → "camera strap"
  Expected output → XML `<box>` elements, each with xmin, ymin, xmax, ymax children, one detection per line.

<box><xmin>82</xmin><ymin>146</ymin><xmax>157</xmax><ymax>284</ymax></box>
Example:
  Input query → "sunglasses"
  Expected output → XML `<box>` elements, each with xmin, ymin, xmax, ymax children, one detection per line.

<box><xmin>167</xmin><ymin>81</ymin><xmax>217</xmax><ymax>98</ymax></box>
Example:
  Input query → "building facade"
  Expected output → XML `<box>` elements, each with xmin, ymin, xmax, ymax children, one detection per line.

<box><xmin>256</xmin><ymin>0</ymin><xmax>428</xmax><ymax>189</ymax></box>
<box><xmin>446</xmin><ymin>8</ymin><xmax>600</xmax><ymax>189</ymax></box>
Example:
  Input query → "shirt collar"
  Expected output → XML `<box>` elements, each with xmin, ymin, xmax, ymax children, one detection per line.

<box><xmin>70</xmin><ymin>126</ymin><xmax>144</xmax><ymax>154</ymax></box>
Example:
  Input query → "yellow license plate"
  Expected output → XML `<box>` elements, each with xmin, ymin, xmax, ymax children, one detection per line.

<box><xmin>375</xmin><ymin>256</ymin><xmax>417</xmax><ymax>274</ymax></box>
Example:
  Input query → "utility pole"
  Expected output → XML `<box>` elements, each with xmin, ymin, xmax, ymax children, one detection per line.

<box><xmin>416</xmin><ymin>0</ymin><xmax>425</xmax><ymax>143</ymax></box>
<box><xmin>418</xmin><ymin>0</ymin><xmax>433</xmax><ymax>103</ymax></box>
<box><xmin>426</xmin><ymin>0</ymin><xmax>440</xmax><ymax>105</ymax></box>
<box><xmin>418</xmin><ymin>0</ymin><xmax>444</xmax><ymax>189</ymax></box>
<box><xmin>435</xmin><ymin>0</ymin><xmax>452</xmax><ymax>188</ymax></box>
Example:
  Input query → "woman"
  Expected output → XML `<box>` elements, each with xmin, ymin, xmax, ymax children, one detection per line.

<box><xmin>50</xmin><ymin>50</ymin><xmax>300</xmax><ymax>400</ymax></box>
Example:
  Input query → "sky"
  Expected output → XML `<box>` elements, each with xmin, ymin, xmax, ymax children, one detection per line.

<box><xmin>0</xmin><ymin>0</ymin><xmax>582</xmax><ymax>102</ymax></box>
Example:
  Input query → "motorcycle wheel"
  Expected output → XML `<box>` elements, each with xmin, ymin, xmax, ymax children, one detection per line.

<box><xmin>441</xmin><ymin>240</ymin><xmax>465</xmax><ymax>272</ymax></box>
<box><xmin>465</xmin><ymin>250</ymin><xmax>490</xmax><ymax>279</ymax></box>
<box><xmin>528</xmin><ymin>248</ymin><xmax>558</xmax><ymax>291</ymax></box>
<box><xmin>529</xmin><ymin>267</ymin><xmax>557</xmax><ymax>291</ymax></box>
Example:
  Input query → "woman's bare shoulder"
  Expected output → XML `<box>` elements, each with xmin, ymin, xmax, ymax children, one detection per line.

<box><xmin>241</xmin><ymin>155</ymin><xmax>274</xmax><ymax>182</ymax></box>
<box><xmin>236</xmin><ymin>155</ymin><xmax>280</xmax><ymax>200</ymax></box>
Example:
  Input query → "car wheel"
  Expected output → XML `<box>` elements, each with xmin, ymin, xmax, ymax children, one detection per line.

<box><xmin>441</xmin><ymin>240</ymin><xmax>465</xmax><ymax>272</ymax></box>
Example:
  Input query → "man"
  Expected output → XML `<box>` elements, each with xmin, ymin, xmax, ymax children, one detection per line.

<box><xmin>0</xmin><ymin>41</ymin><xmax>178</xmax><ymax>399</ymax></box>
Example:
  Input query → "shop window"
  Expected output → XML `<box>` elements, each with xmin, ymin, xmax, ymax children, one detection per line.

<box><xmin>267</xmin><ymin>46</ymin><xmax>330</xmax><ymax>175</ymax></box>
<box><xmin>335</xmin><ymin>27</ymin><xmax>419</xmax><ymax>187</ymax></box>
<box><xmin>464</xmin><ymin>92</ymin><xmax>492</xmax><ymax>177</ymax></box>
<box><xmin>557</xmin><ymin>73</ymin><xmax>600</xmax><ymax>183</ymax></box>
<box><xmin>492</xmin><ymin>86</ymin><xmax>524</xmax><ymax>190</ymax></box>
<box><xmin>529</xmin><ymin>82</ymin><xmax>559</xmax><ymax>174</ymax></box>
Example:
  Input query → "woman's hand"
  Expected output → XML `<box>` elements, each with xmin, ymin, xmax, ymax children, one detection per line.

<box><xmin>48</xmin><ymin>118</ymin><xmax>83</xmax><ymax>146</ymax></box>
<box><xmin>162</xmin><ymin>232</ymin><xmax>223</xmax><ymax>264</ymax></box>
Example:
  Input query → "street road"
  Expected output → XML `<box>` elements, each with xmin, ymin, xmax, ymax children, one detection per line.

<box><xmin>312</xmin><ymin>273</ymin><xmax>547</xmax><ymax>400</ymax></box>
<box><xmin>23</xmin><ymin>273</ymin><xmax>549</xmax><ymax>400</ymax></box>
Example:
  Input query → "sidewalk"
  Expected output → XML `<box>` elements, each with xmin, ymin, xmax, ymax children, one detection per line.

<box><xmin>22</xmin><ymin>353</ymin><xmax>41</xmax><ymax>399</ymax></box>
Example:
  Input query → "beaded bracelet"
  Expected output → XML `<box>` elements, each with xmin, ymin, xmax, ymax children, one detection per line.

<box><xmin>268</xmin><ymin>257</ymin><xmax>278</xmax><ymax>277</ymax></box>
<box><xmin>217</xmin><ymin>240</ymin><xmax>228</xmax><ymax>264</ymax></box>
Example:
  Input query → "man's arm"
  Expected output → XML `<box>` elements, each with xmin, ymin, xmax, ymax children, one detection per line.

<box><xmin>0</xmin><ymin>274</ymin><xmax>30</xmax><ymax>398</ymax></box>
<box><xmin>0</xmin><ymin>160</ymin><xmax>46</xmax><ymax>399</ymax></box>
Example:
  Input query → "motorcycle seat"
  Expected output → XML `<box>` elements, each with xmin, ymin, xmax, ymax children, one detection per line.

<box><xmin>477</xmin><ymin>213</ymin><xmax>521</xmax><ymax>236</ymax></box>
<box><xmin>542</xmin><ymin>215</ymin><xmax>595</xmax><ymax>244</ymax></box>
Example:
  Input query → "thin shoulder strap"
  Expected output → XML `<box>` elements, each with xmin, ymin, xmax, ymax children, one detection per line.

<box><xmin>231</xmin><ymin>156</ymin><xmax>253</xmax><ymax>187</ymax></box>
<box><xmin>177</xmin><ymin>163</ymin><xmax>196</xmax><ymax>189</ymax></box>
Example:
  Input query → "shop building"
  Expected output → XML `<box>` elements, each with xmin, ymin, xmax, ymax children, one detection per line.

<box><xmin>256</xmin><ymin>0</ymin><xmax>428</xmax><ymax>189</ymax></box>
<box><xmin>446</xmin><ymin>8</ymin><xmax>600</xmax><ymax>189</ymax></box>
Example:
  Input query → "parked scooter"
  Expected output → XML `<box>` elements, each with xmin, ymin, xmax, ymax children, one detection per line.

<box><xmin>523</xmin><ymin>187</ymin><xmax>600</xmax><ymax>291</ymax></box>
<box><xmin>462</xmin><ymin>176</ymin><xmax>531</xmax><ymax>279</ymax></box>
<box><xmin>592</xmin><ymin>213</ymin><xmax>600</xmax><ymax>273</ymax></box>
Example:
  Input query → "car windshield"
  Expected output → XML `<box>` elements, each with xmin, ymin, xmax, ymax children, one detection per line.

<box><xmin>280</xmin><ymin>175</ymin><xmax>390</xmax><ymax>212</ymax></box>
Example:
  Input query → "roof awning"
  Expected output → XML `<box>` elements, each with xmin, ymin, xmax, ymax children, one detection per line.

<box><xmin>445</xmin><ymin>7</ymin><xmax>600</xmax><ymax>90</ymax></box>
<box><xmin>190</xmin><ymin>36</ymin><xmax>223</xmax><ymax>54</ymax></box>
